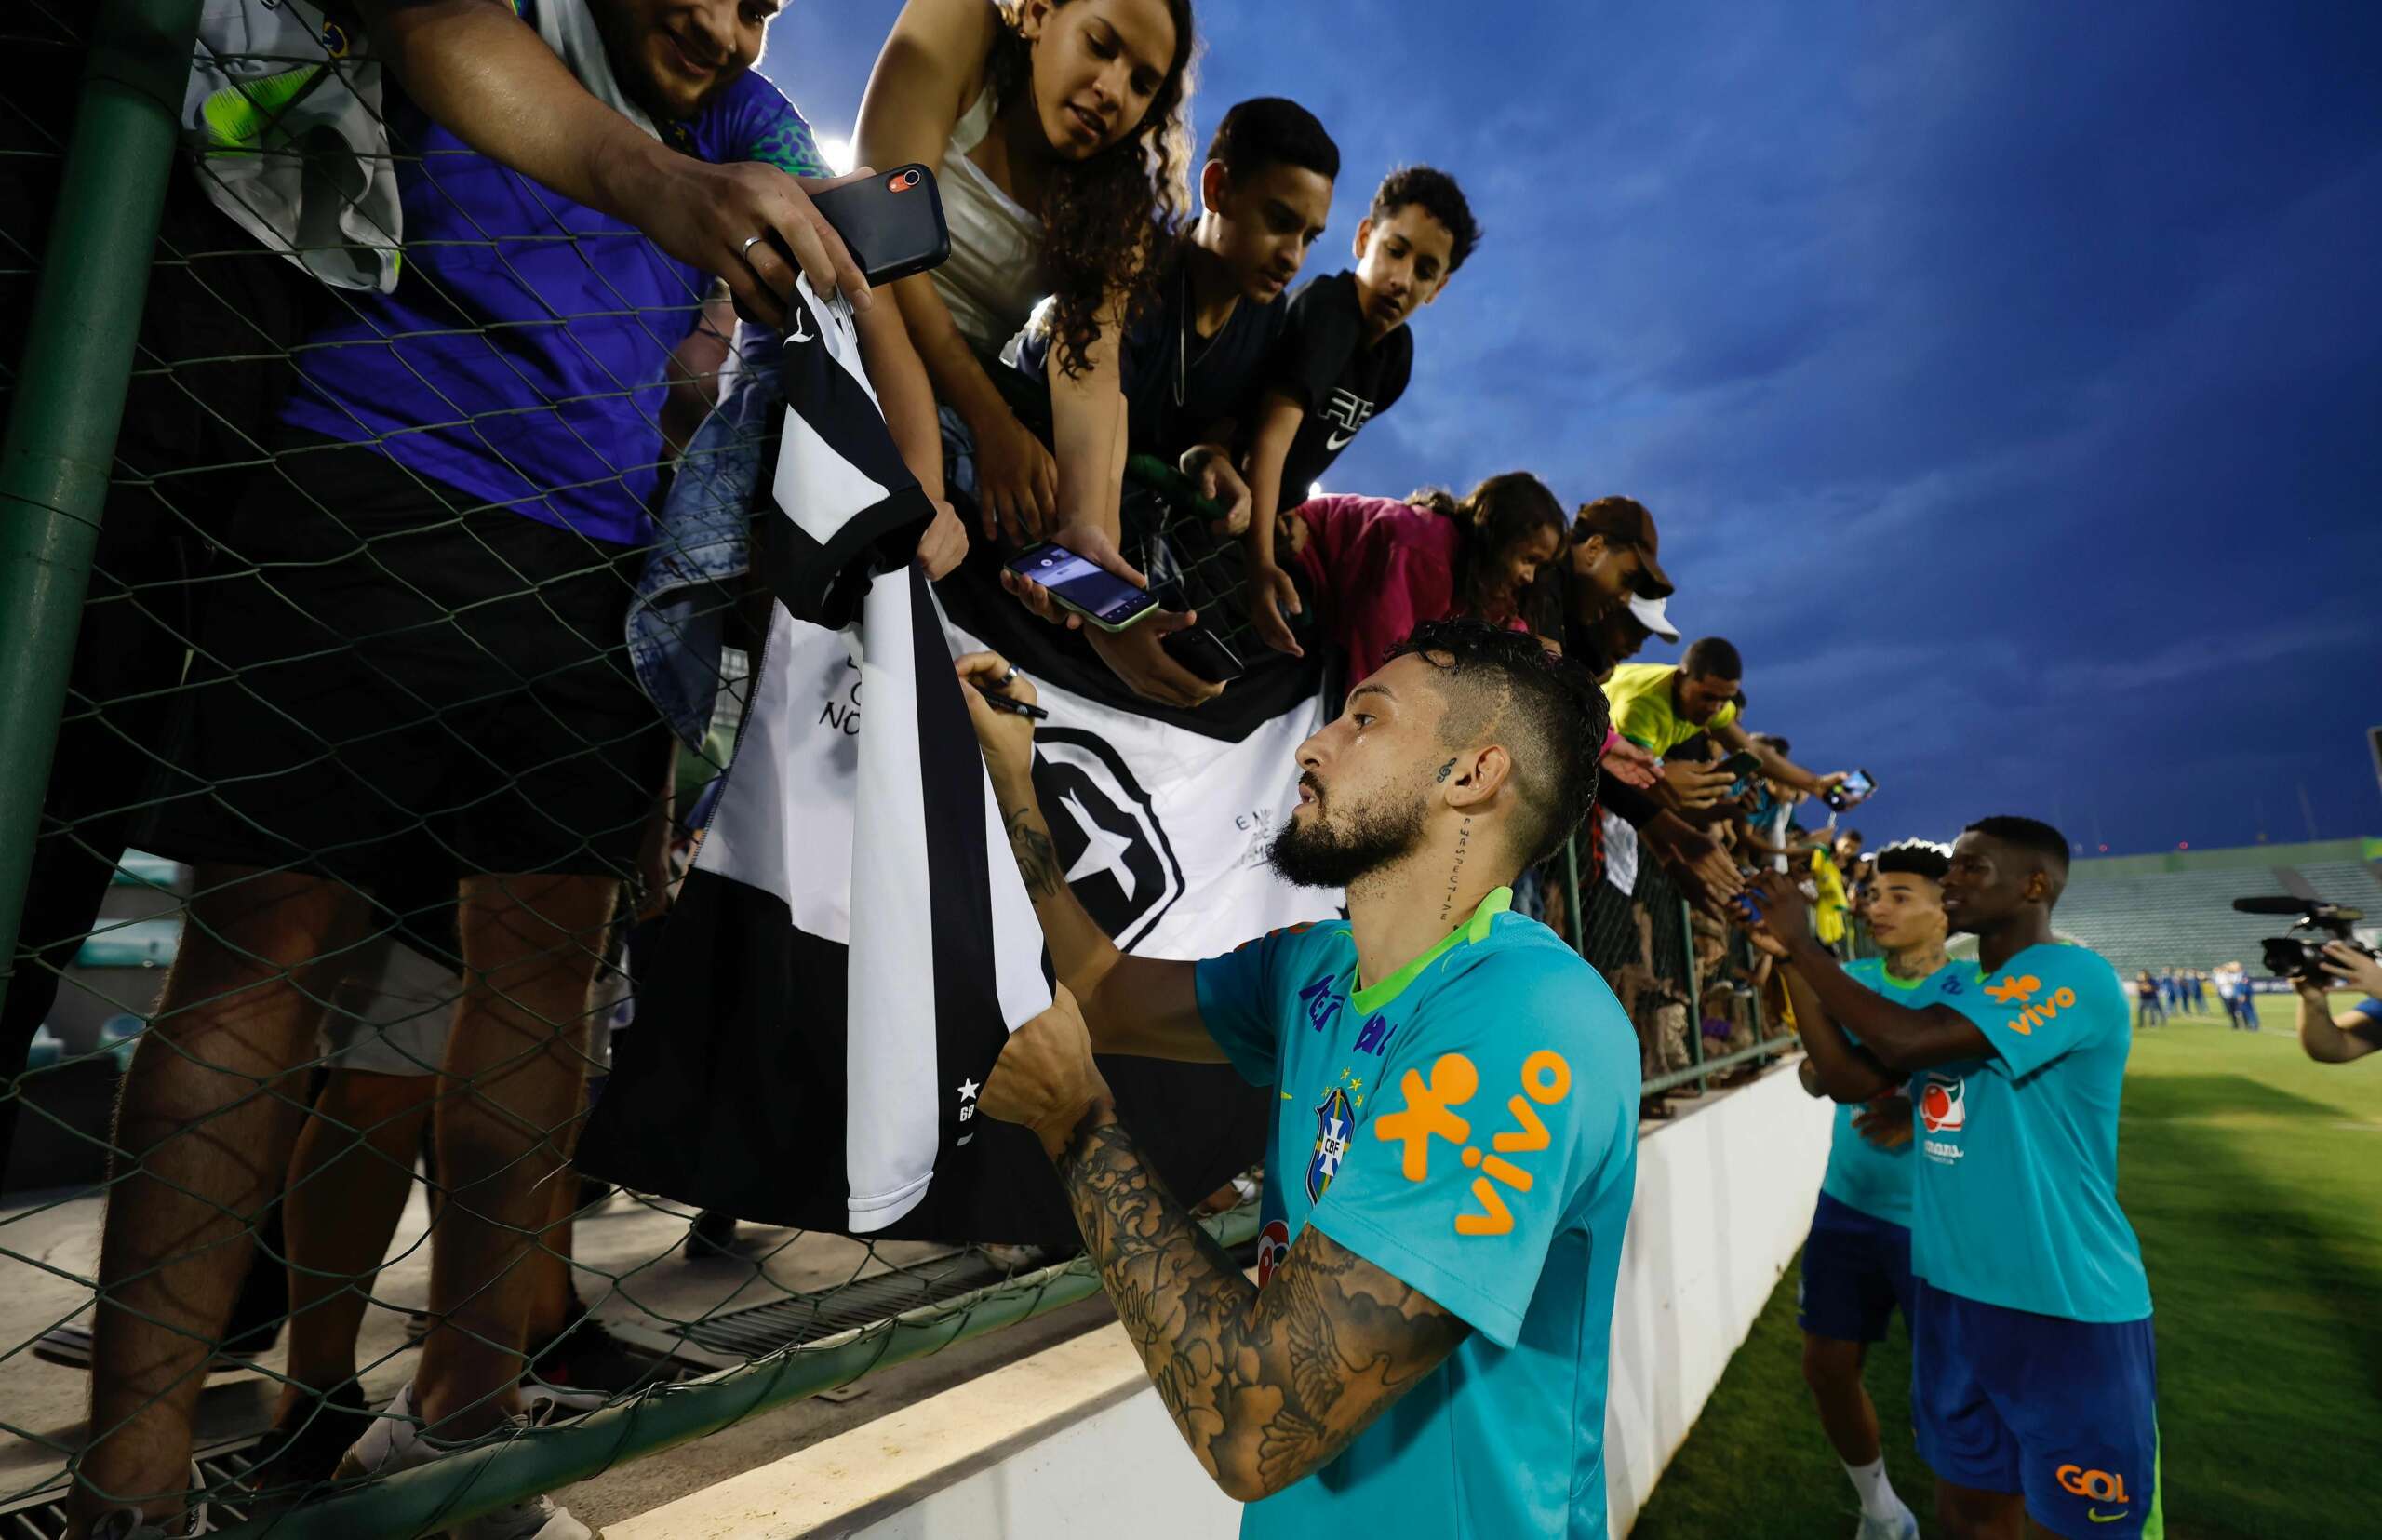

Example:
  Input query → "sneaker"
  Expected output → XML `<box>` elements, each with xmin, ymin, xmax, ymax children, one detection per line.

<box><xmin>1856</xmin><ymin>1506</ymin><xmax>1920</xmax><ymax>1540</ymax></box>
<box><xmin>978</xmin><ymin>1243</ymin><xmax>1052</xmax><ymax>1274</ymax></box>
<box><xmin>32</xmin><ymin>1319</ymin><xmax>278</xmax><ymax>1373</ymax></box>
<box><xmin>237</xmin><ymin>1382</ymin><xmax>374</xmax><ymax>1493</ymax></box>
<box><xmin>682</xmin><ymin>1210</ymin><xmax>737</xmax><ymax>1260</ymax></box>
<box><xmin>337</xmin><ymin>1383</ymin><xmax>596</xmax><ymax>1540</ymax></box>
<box><xmin>87</xmin><ymin>1463</ymin><xmax>212</xmax><ymax>1537</ymax></box>
<box><xmin>517</xmin><ymin>1307</ymin><xmax>694</xmax><ymax>1415</ymax></box>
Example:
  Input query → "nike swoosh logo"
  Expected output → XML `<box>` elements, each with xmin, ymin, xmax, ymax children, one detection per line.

<box><xmin>2087</xmin><ymin>1510</ymin><xmax>2126</xmax><ymax>1524</ymax></box>
<box><xmin>1324</xmin><ymin>428</ymin><xmax>1358</xmax><ymax>449</ymax></box>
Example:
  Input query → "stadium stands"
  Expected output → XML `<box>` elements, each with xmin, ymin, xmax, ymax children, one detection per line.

<box><xmin>2048</xmin><ymin>837</ymin><xmax>2382</xmax><ymax>975</ymax></box>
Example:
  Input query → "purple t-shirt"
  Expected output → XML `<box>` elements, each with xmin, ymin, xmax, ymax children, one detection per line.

<box><xmin>281</xmin><ymin>41</ymin><xmax>823</xmax><ymax>547</ymax></box>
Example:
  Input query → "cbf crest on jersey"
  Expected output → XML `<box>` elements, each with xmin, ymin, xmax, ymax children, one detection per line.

<box><xmin>1307</xmin><ymin>1084</ymin><xmax>1357</xmax><ymax>1201</ymax></box>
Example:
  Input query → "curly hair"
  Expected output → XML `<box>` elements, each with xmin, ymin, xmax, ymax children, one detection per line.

<box><xmin>1407</xmin><ymin>472</ymin><xmax>1568</xmax><ymax>620</ymax></box>
<box><xmin>989</xmin><ymin>0</ymin><xmax>1197</xmax><ymax>380</ymax></box>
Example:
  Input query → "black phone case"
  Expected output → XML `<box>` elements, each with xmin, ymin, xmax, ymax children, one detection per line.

<box><xmin>1163</xmin><ymin>627</ymin><xmax>1245</xmax><ymax>685</ymax></box>
<box><xmin>810</xmin><ymin>165</ymin><xmax>951</xmax><ymax>287</ymax></box>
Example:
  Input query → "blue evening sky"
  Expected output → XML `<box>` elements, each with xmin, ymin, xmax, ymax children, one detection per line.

<box><xmin>765</xmin><ymin>1</ymin><xmax>2382</xmax><ymax>856</ymax></box>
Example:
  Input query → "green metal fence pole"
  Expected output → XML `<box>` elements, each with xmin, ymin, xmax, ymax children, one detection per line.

<box><xmin>1680</xmin><ymin>897</ymin><xmax>1706</xmax><ymax>1094</ymax></box>
<box><xmin>1745</xmin><ymin>933</ymin><xmax>1770</xmax><ymax>1058</ymax></box>
<box><xmin>0</xmin><ymin>0</ymin><xmax>199</xmax><ymax>1024</ymax></box>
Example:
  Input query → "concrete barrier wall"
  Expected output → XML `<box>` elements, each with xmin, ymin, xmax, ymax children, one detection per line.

<box><xmin>618</xmin><ymin>1061</ymin><xmax>1832</xmax><ymax>1539</ymax></box>
<box><xmin>1601</xmin><ymin>1060</ymin><xmax>1835</xmax><ymax>1533</ymax></box>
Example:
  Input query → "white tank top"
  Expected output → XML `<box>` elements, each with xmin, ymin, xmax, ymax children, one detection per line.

<box><xmin>931</xmin><ymin>85</ymin><xmax>1047</xmax><ymax>358</ymax></box>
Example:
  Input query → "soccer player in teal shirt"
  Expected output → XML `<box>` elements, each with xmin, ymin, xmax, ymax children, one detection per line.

<box><xmin>956</xmin><ymin>619</ymin><xmax>1640</xmax><ymax>1537</ymax></box>
<box><xmin>1779</xmin><ymin>840</ymin><xmax>1957</xmax><ymax>1540</ymax></box>
<box><xmin>1750</xmin><ymin>817</ymin><xmax>2159</xmax><ymax>1540</ymax></box>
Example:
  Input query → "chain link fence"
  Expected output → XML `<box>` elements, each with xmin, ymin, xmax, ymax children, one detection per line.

<box><xmin>0</xmin><ymin>6</ymin><xmax>1790</xmax><ymax>1534</ymax></box>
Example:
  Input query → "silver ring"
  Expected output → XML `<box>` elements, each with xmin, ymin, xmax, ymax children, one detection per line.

<box><xmin>739</xmin><ymin>233</ymin><xmax>769</xmax><ymax>261</ymax></box>
<box><xmin>997</xmin><ymin>665</ymin><xmax>1019</xmax><ymax>687</ymax></box>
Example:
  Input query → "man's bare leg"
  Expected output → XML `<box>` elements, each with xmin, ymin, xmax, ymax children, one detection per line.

<box><xmin>412</xmin><ymin>873</ymin><xmax>611</xmax><ymax>1439</ymax></box>
<box><xmin>1801</xmin><ymin>1333</ymin><xmax>1882</xmax><ymax>1466</ymax></box>
<box><xmin>521</xmin><ymin>1129</ymin><xmax>588</xmax><ymax>1346</ymax></box>
<box><xmin>278</xmin><ymin>1068</ymin><xmax>438</xmax><ymax>1410</ymax></box>
<box><xmin>73</xmin><ymin>868</ymin><xmax>358</xmax><ymax>1529</ymax></box>
<box><xmin>1935</xmin><ymin>1478</ymin><xmax>2027</xmax><ymax>1540</ymax></box>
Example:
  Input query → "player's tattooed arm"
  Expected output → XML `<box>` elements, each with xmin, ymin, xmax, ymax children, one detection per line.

<box><xmin>1002</xmin><ymin>805</ymin><xmax>1067</xmax><ymax>901</ymax></box>
<box><xmin>1054</xmin><ymin>1105</ymin><xmax>1469</xmax><ymax>1502</ymax></box>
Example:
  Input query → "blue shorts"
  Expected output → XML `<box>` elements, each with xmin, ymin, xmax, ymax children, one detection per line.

<box><xmin>1911</xmin><ymin>1280</ymin><xmax>2162</xmax><ymax>1539</ymax></box>
<box><xmin>1797</xmin><ymin>1192</ymin><xmax>1914</xmax><ymax>1344</ymax></box>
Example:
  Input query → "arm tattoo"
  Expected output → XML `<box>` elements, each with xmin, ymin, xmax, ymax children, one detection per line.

<box><xmin>1054</xmin><ymin>1106</ymin><xmax>1469</xmax><ymax>1501</ymax></box>
<box><xmin>1005</xmin><ymin>805</ymin><xmax>1065</xmax><ymax>900</ymax></box>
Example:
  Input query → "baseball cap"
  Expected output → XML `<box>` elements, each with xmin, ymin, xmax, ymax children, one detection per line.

<box><xmin>1626</xmin><ymin>591</ymin><xmax>1679</xmax><ymax>642</ymax></box>
<box><xmin>1572</xmin><ymin>497</ymin><xmax>1675</xmax><ymax>599</ymax></box>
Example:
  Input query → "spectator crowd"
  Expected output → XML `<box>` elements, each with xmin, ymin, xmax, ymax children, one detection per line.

<box><xmin>0</xmin><ymin>1</ymin><xmax>1959</xmax><ymax>1535</ymax></box>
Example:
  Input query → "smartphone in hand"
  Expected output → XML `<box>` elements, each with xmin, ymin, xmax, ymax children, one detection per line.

<box><xmin>1823</xmin><ymin>768</ymin><xmax>1878</xmax><ymax>812</ymax></box>
<box><xmin>808</xmin><ymin>164</ymin><xmax>950</xmax><ymax>286</ymax></box>
<box><xmin>1162</xmin><ymin>626</ymin><xmax>1245</xmax><ymax>685</ymax></box>
<box><xmin>1005</xmin><ymin>542</ymin><xmax>1160</xmax><ymax>632</ymax></box>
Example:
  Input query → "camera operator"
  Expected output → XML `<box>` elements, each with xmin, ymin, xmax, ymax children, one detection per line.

<box><xmin>2294</xmin><ymin>942</ymin><xmax>2382</xmax><ymax>1064</ymax></box>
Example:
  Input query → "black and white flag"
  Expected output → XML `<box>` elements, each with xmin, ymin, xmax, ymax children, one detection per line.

<box><xmin>581</xmin><ymin>280</ymin><xmax>1341</xmax><ymax>1245</ymax></box>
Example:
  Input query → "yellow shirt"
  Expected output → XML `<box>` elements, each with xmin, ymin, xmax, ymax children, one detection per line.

<box><xmin>1811</xmin><ymin>850</ymin><xmax>1849</xmax><ymax>944</ymax></box>
<box><xmin>1601</xmin><ymin>663</ymin><xmax>1742</xmax><ymax>756</ymax></box>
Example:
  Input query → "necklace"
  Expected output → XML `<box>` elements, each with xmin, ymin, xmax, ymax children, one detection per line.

<box><xmin>1174</xmin><ymin>256</ymin><xmax>1228</xmax><ymax>408</ymax></box>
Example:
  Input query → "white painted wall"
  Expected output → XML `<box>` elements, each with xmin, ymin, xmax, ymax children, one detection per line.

<box><xmin>1601</xmin><ymin>1061</ymin><xmax>1834</xmax><ymax>1534</ymax></box>
<box><xmin>838</xmin><ymin>1384</ymin><xmax>1239</xmax><ymax>1540</ymax></box>
<box><xmin>618</xmin><ymin>1062</ymin><xmax>1832</xmax><ymax>1539</ymax></box>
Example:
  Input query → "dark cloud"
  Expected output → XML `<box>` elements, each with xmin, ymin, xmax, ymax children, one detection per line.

<box><xmin>769</xmin><ymin>0</ymin><xmax>2382</xmax><ymax>851</ymax></box>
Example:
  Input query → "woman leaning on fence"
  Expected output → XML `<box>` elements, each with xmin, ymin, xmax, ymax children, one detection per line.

<box><xmin>854</xmin><ymin>0</ymin><xmax>1195</xmax><ymax>553</ymax></box>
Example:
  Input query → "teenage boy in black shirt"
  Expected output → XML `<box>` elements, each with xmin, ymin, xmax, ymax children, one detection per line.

<box><xmin>1015</xmin><ymin>98</ymin><xmax>1341</xmax><ymax>527</ymax></box>
<box><xmin>1240</xmin><ymin>165</ymin><xmax>1480</xmax><ymax>656</ymax></box>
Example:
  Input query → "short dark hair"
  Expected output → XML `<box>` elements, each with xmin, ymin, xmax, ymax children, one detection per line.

<box><xmin>1841</xmin><ymin>828</ymin><xmax>1865</xmax><ymax>842</ymax></box>
<box><xmin>1754</xmin><ymin>732</ymin><xmax>1791</xmax><ymax>757</ymax></box>
<box><xmin>1371</xmin><ymin>165</ymin><xmax>1480</xmax><ymax>274</ymax></box>
<box><xmin>1873</xmin><ymin>840</ymin><xmax>1949</xmax><ymax>884</ymax></box>
<box><xmin>1385</xmin><ymin>617</ymin><xmax>1608</xmax><ymax>872</ymax></box>
<box><xmin>1206</xmin><ymin>97</ymin><xmax>1340</xmax><ymax>185</ymax></box>
<box><xmin>1964</xmin><ymin>815</ymin><xmax>2071</xmax><ymax>875</ymax></box>
<box><xmin>1681</xmin><ymin>637</ymin><xmax>1742</xmax><ymax>680</ymax></box>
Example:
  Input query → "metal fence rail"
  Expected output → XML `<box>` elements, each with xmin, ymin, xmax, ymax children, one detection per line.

<box><xmin>0</xmin><ymin>9</ymin><xmax>1798</xmax><ymax>1534</ymax></box>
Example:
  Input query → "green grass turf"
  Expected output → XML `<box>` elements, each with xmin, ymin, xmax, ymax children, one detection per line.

<box><xmin>1631</xmin><ymin>994</ymin><xmax>2381</xmax><ymax>1539</ymax></box>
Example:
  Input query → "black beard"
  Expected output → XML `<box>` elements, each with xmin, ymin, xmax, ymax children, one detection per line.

<box><xmin>1266</xmin><ymin>790</ymin><xmax>1429</xmax><ymax>890</ymax></box>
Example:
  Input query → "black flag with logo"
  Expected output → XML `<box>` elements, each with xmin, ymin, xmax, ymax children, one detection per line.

<box><xmin>579</xmin><ymin>280</ymin><xmax>1342</xmax><ymax>1245</ymax></box>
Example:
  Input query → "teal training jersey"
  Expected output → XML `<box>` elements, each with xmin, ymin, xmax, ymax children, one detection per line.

<box><xmin>1194</xmin><ymin>888</ymin><xmax>1640</xmax><ymax>1539</ymax></box>
<box><xmin>1907</xmin><ymin>943</ymin><xmax>2152</xmax><ymax>1322</ymax></box>
<box><xmin>1817</xmin><ymin>957</ymin><xmax>1948</xmax><ymax>1225</ymax></box>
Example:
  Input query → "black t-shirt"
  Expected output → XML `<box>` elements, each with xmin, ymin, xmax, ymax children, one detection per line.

<box><xmin>1010</xmin><ymin>248</ymin><xmax>1286</xmax><ymax>461</ymax></box>
<box><xmin>1269</xmin><ymin>270</ymin><xmax>1413</xmax><ymax>494</ymax></box>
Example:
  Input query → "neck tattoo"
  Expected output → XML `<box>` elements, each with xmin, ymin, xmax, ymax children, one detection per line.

<box><xmin>1891</xmin><ymin>941</ymin><xmax>1950</xmax><ymax>980</ymax></box>
<box><xmin>1440</xmin><ymin>817</ymin><xmax>1472</xmax><ymax>923</ymax></box>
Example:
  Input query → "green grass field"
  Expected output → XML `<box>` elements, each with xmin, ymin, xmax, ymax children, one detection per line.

<box><xmin>1633</xmin><ymin>994</ymin><xmax>2382</xmax><ymax>1540</ymax></box>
